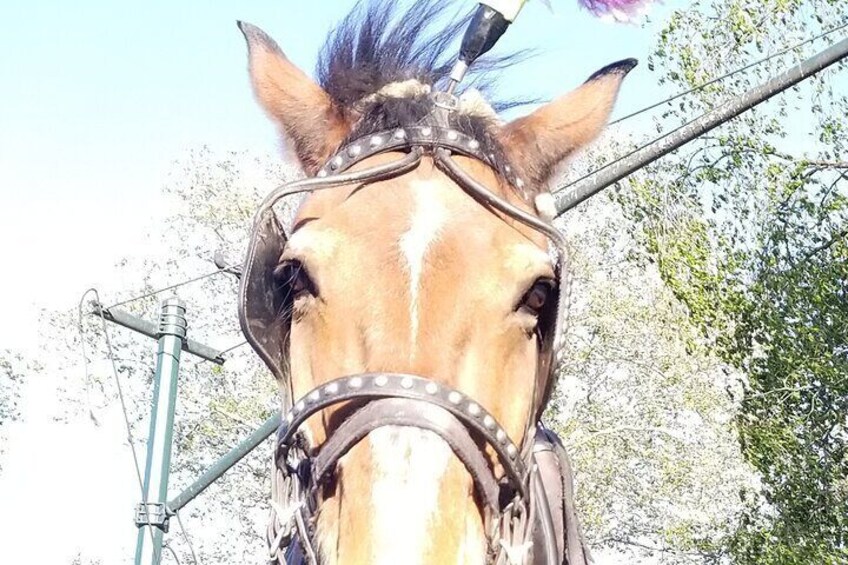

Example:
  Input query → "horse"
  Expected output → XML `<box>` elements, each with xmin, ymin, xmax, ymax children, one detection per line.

<box><xmin>236</xmin><ymin>2</ymin><xmax>633</xmax><ymax>563</ymax></box>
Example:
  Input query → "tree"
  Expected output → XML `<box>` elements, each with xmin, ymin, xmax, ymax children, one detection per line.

<box><xmin>551</xmin><ymin>184</ymin><xmax>755</xmax><ymax>563</ymax></box>
<box><xmin>611</xmin><ymin>0</ymin><xmax>847</xmax><ymax>561</ymax></box>
<box><xmin>36</xmin><ymin>147</ymin><xmax>301</xmax><ymax>564</ymax></box>
<box><xmin>0</xmin><ymin>351</ymin><xmax>27</xmax><ymax>471</ymax></box>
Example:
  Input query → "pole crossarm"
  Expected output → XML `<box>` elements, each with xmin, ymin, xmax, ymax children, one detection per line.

<box><xmin>553</xmin><ymin>35</ymin><xmax>848</xmax><ymax>216</ymax></box>
<box><xmin>168</xmin><ymin>412</ymin><xmax>281</xmax><ymax>513</ymax></box>
<box><xmin>90</xmin><ymin>302</ymin><xmax>226</xmax><ymax>364</ymax></box>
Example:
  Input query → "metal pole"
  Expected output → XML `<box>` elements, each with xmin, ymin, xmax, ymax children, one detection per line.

<box><xmin>134</xmin><ymin>298</ymin><xmax>187</xmax><ymax>565</ymax></box>
<box><xmin>168</xmin><ymin>412</ymin><xmax>281</xmax><ymax>513</ymax></box>
<box><xmin>554</xmin><ymin>35</ymin><xmax>848</xmax><ymax>216</ymax></box>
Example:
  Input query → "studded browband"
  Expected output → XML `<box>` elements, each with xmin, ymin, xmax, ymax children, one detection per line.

<box><xmin>315</xmin><ymin>125</ymin><xmax>527</xmax><ymax>193</ymax></box>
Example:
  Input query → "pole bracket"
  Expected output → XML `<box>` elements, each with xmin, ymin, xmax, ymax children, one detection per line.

<box><xmin>157</xmin><ymin>298</ymin><xmax>188</xmax><ymax>340</ymax></box>
<box><xmin>134</xmin><ymin>502</ymin><xmax>170</xmax><ymax>532</ymax></box>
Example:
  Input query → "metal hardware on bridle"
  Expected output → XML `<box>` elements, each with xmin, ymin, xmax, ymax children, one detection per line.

<box><xmin>242</xmin><ymin>123</ymin><xmax>575</xmax><ymax>564</ymax></box>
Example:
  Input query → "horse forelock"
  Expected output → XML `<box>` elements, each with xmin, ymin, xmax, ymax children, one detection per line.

<box><xmin>311</xmin><ymin>0</ymin><xmax>537</xmax><ymax>198</ymax></box>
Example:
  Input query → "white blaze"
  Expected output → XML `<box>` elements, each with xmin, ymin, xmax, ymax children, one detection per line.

<box><xmin>398</xmin><ymin>180</ymin><xmax>448</xmax><ymax>353</ymax></box>
<box><xmin>369</xmin><ymin>427</ymin><xmax>452</xmax><ymax>565</ymax></box>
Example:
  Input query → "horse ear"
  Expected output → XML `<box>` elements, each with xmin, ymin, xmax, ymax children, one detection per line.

<box><xmin>501</xmin><ymin>59</ymin><xmax>637</xmax><ymax>190</ymax></box>
<box><xmin>238</xmin><ymin>21</ymin><xmax>348</xmax><ymax>174</ymax></box>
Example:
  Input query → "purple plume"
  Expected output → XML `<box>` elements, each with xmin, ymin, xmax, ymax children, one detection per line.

<box><xmin>578</xmin><ymin>0</ymin><xmax>655</xmax><ymax>22</ymax></box>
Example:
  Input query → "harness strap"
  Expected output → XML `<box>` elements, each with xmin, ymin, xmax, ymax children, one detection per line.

<box><xmin>534</xmin><ymin>426</ymin><xmax>591</xmax><ymax>565</ymax></box>
<box><xmin>313</xmin><ymin>398</ymin><xmax>502</xmax><ymax>511</ymax></box>
<box><xmin>277</xmin><ymin>373</ymin><xmax>528</xmax><ymax>497</ymax></box>
<box><xmin>239</xmin><ymin>149</ymin><xmax>424</xmax><ymax>409</ymax></box>
<box><xmin>434</xmin><ymin>148</ymin><xmax>571</xmax><ymax>428</ymax></box>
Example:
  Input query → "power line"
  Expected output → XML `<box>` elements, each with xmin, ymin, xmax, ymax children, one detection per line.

<box><xmin>218</xmin><ymin>340</ymin><xmax>248</xmax><ymax>356</ymax></box>
<box><xmin>561</xmin><ymin>113</ymin><xmax>694</xmax><ymax>194</ymax></box>
<box><xmin>554</xmin><ymin>34</ymin><xmax>848</xmax><ymax>215</ymax></box>
<box><xmin>174</xmin><ymin>510</ymin><xmax>201</xmax><ymax>565</ymax></box>
<box><xmin>79</xmin><ymin>289</ymin><xmax>146</xmax><ymax>488</ymax></box>
<box><xmin>77</xmin><ymin>288</ymin><xmax>158</xmax><ymax>551</ymax></box>
<box><xmin>107</xmin><ymin>263</ymin><xmax>241</xmax><ymax>310</ymax></box>
<box><xmin>558</xmin><ymin>26</ymin><xmax>848</xmax><ymax>198</ymax></box>
<box><xmin>162</xmin><ymin>542</ymin><xmax>182</xmax><ymax>565</ymax></box>
<box><xmin>194</xmin><ymin>340</ymin><xmax>248</xmax><ymax>367</ymax></box>
<box><xmin>610</xmin><ymin>20</ymin><xmax>848</xmax><ymax>126</ymax></box>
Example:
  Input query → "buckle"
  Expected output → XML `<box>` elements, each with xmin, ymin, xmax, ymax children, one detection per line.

<box><xmin>431</xmin><ymin>91</ymin><xmax>459</xmax><ymax>112</ymax></box>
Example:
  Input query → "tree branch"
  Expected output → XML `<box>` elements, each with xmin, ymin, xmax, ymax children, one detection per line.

<box><xmin>211</xmin><ymin>405</ymin><xmax>257</xmax><ymax>429</ymax></box>
<box><xmin>595</xmin><ymin>535</ymin><xmax>719</xmax><ymax>560</ymax></box>
<box><xmin>771</xmin><ymin>150</ymin><xmax>848</xmax><ymax>169</ymax></box>
<box><xmin>567</xmin><ymin>425</ymin><xmax>681</xmax><ymax>449</ymax></box>
<box><xmin>800</xmin><ymin>227</ymin><xmax>848</xmax><ymax>263</ymax></box>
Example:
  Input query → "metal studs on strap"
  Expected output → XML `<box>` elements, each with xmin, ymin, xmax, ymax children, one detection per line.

<box><xmin>318</xmin><ymin>126</ymin><xmax>499</xmax><ymax>178</ymax></box>
<box><xmin>276</xmin><ymin>373</ymin><xmax>529</xmax><ymax>495</ymax></box>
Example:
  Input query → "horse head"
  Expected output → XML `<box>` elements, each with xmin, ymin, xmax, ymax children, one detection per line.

<box><xmin>238</xmin><ymin>3</ymin><xmax>632</xmax><ymax>563</ymax></box>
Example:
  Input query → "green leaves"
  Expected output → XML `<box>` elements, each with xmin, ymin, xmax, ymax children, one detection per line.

<box><xmin>551</xmin><ymin>188</ymin><xmax>754</xmax><ymax>562</ymax></box>
<box><xmin>625</xmin><ymin>0</ymin><xmax>848</xmax><ymax>561</ymax></box>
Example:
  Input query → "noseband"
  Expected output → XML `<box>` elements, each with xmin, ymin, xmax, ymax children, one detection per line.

<box><xmin>240</xmin><ymin>123</ymin><xmax>577</xmax><ymax>564</ymax></box>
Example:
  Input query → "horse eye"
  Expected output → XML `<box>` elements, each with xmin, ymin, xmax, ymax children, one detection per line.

<box><xmin>273</xmin><ymin>260</ymin><xmax>316</xmax><ymax>299</ymax></box>
<box><xmin>521</xmin><ymin>279</ymin><xmax>554</xmax><ymax>315</ymax></box>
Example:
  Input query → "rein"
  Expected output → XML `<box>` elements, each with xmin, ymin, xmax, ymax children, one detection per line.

<box><xmin>240</xmin><ymin>123</ymin><xmax>575</xmax><ymax>564</ymax></box>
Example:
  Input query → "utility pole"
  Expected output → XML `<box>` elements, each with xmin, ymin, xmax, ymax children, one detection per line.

<box><xmin>133</xmin><ymin>298</ymin><xmax>188</xmax><ymax>565</ymax></box>
<box><xmin>90</xmin><ymin>277</ymin><xmax>229</xmax><ymax>564</ymax></box>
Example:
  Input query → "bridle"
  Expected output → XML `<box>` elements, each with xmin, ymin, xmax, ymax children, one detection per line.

<box><xmin>239</xmin><ymin>120</ymin><xmax>574</xmax><ymax>564</ymax></box>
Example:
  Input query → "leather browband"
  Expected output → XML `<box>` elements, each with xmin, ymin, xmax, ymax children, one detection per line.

<box><xmin>316</xmin><ymin>125</ymin><xmax>526</xmax><ymax>191</ymax></box>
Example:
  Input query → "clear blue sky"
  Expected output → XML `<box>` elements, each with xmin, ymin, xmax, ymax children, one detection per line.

<box><xmin>0</xmin><ymin>0</ymin><xmax>684</xmax><ymax>349</ymax></box>
<box><xmin>0</xmin><ymin>0</ymin><xmax>680</xmax><ymax>201</ymax></box>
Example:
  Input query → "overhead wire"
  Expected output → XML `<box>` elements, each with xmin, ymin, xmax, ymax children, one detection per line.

<box><xmin>175</xmin><ymin>510</ymin><xmax>202</xmax><ymax>565</ymax></box>
<box><xmin>163</xmin><ymin>542</ymin><xmax>182</xmax><ymax>565</ymax></box>
<box><xmin>87</xmin><ymin>23</ymin><xmax>848</xmax><ymax>313</ymax></box>
<box><xmin>88</xmin><ymin>23</ymin><xmax>848</xmax><ymax>316</ymax></box>
<box><xmin>557</xmin><ymin>21</ymin><xmax>848</xmax><ymax>195</ymax></box>
<box><xmin>78</xmin><ymin>288</ymin><xmax>158</xmax><ymax>551</ymax></box>
<box><xmin>194</xmin><ymin>340</ymin><xmax>248</xmax><ymax>367</ymax></box>
<box><xmin>609</xmin><ymin>20</ymin><xmax>848</xmax><ymax>126</ymax></box>
<box><xmin>217</xmin><ymin>340</ymin><xmax>248</xmax><ymax>356</ymax></box>
<box><xmin>106</xmin><ymin>263</ymin><xmax>241</xmax><ymax>310</ymax></box>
